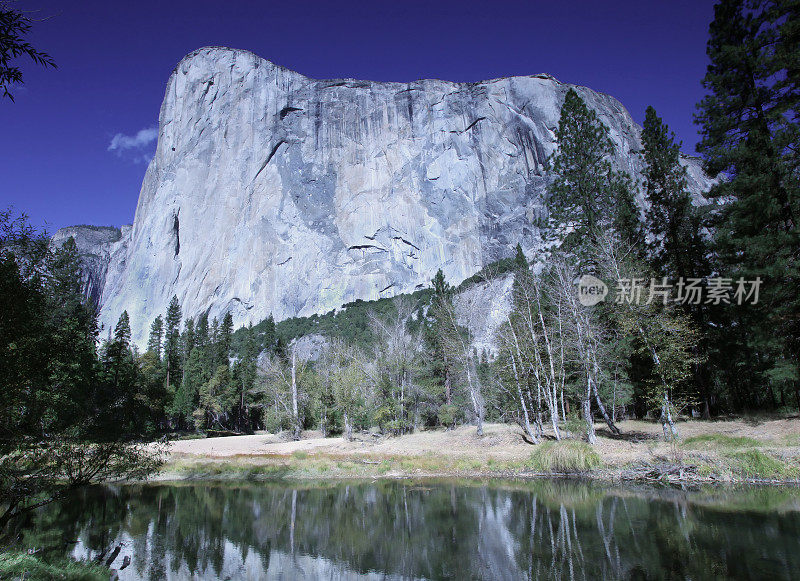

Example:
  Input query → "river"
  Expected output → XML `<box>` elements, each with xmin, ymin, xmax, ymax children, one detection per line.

<box><xmin>15</xmin><ymin>479</ymin><xmax>800</xmax><ymax>580</ymax></box>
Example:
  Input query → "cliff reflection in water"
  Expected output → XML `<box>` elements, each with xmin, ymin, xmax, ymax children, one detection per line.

<box><xmin>19</xmin><ymin>480</ymin><xmax>800</xmax><ymax>580</ymax></box>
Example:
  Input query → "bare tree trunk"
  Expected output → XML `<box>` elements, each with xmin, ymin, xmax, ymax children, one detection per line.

<box><xmin>511</xmin><ymin>350</ymin><xmax>538</xmax><ymax>443</ymax></box>
<box><xmin>661</xmin><ymin>391</ymin><xmax>678</xmax><ymax>441</ymax></box>
<box><xmin>291</xmin><ymin>346</ymin><xmax>300</xmax><ymax>441</ymax></box>
<box><xmin>508</xmin><ymin>323</ymin><xmax>538</xmax><ymax>443</ymax></box>
<box><xmin>466</xmin><ymin>360</ymin><xmax>484</xmax><ymax>436</ymax></box>
<box><xmin>343</xmin><ymin>411</ymin><xmax>352</xmax><ymax>441</ymax></box>
<box><xmin>583</xmin><ymin>385</ymin><xmax>597</xmax><ymax>445</ymax></box>
<box><xmin>536</xmin><ymin>303</ymin><xmax>562</xmax><ymax>439</ymax></box>
<box><xmin>612</xmin><ymin>370</ymin><xmax>618</xmax><ymax>424</ymax></box>
<box><xmin>444</xmin><ymin>359</ymin><xmax>452</xmax><ymax>406</ymax></box>
<box><xmin>592</xmin><ymin>379</ymin><xmax>621</xmax><ymax>436</ymax></box>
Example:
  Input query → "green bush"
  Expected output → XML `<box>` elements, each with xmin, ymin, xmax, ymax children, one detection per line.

<box><xmin>437</xmin><ymin>404</ymin><xmax>459</xmax><ymax>429</ymax></box>
<box><xmin>528</xmin><ymin>440</ymin><xmax>602</xmax><ymax>473</ymax></box>
<box><xmin>383</xmin><ymin>419</ymin><xmax>412</xmax><ymax>436</ymax></box>
<box><xmin>263</xmin><ymin>408</ymin><xmax>292</xmax><ymax>434</ymax></box>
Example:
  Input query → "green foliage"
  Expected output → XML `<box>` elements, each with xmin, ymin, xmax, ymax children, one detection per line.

<box><xmin>164</xmin><ymin>295</ymin><xmax>182</xmax><ymax>388</ymax></box>
<box><xmin>528</xmin><ymin>440</ymin><xmax>603</xmax><ymax>473</ymax></box>
<box><xmin>0</xmin><ymin>550</ymin><xmax>109</xmax><ymax>581</ymax></box>
<box><xmin>642</xmin><ymin>106</ymin><xmax>708</xmax><ymax>280</ymax></box>
<box><xmin>0</xmin><ymin>211</ymin><xmax>163</xmax><ymax>533</ymax></box>
<box><xmin>194</xmin><ymin>364</ymin><xmax>235</xmax><ymax>431</ymax></box>
<box><xmin>548</xmin><ymin>88</ymin><xmax>637</xmax><ymax>262</ymax></box>
<box><xmin>726</xmin><ymin>449</ymin><xmax>795</xmax><ymax>480</ymax></box>
<box><xmin>682</xmin><ymin>434</ymin><xmax>762</xmax><ymax>450</ymax></box>
<box><xmin>454</xmin><ymin>256</ymin><xmax>518</xmax><ymax>292</ymax></box>
<box><xmin>437</xmin><ymin>404</ymin><xmax>459</xmax><ymax>429</ymax></box>
<box><xmin>695</xmin><ymin>0</ymin><xmax>800</xmax><ymax>411</ymax></box>
<box><xmin>147</xmin><ymin>315</ymin><xmax>163</xmax><ymax>358</ymax></box>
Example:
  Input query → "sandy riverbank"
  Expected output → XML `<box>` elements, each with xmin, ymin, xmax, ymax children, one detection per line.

<box><xmin>157</xmin><ymin>417</ymin><xmax>800</xmax><ymax>484</ymax></box>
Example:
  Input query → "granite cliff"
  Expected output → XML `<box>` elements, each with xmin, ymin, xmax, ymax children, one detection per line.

<box><xmin>56</xmin><ymin>47</ymin><xmax>713</xmax><ymax>344</ymax></box>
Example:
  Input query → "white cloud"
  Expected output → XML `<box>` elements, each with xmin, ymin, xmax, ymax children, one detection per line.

<box><xmin>108</xmin><ymin>127</ymin><xmax>158</xmax><ymax>152</ymax></box>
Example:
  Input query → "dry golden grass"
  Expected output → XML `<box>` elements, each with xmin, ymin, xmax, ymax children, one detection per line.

<box><xmin>157</xmin><ymin>417</ymin><xmax>800</xmax><ymax>483</ymax></box>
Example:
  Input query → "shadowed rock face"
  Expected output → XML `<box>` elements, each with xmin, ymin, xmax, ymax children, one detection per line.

<box><xmin>50</xmin><ymin>225</ymin><xmax>127</xmax><ymax>306</ymax></box>
<box><xmin>54</xmin><ymin>47</ymin><xmax>713</xmax><ymax>345</ymax></box>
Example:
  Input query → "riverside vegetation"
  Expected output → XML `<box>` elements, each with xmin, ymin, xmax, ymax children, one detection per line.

<box><xmin>1</xmin><ymin>0</ymin><xmax>799</xmax><ymax>577</ymax></box>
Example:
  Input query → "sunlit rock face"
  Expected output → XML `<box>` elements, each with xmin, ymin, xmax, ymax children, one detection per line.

<box><xmin>455</xmin><ymin>273</ymin><xmax>515</xmax><ymax>358</ymax></box>
<box><xmin>54</xmin><ymin>47</ymin><xmax>713</xmax><ymax>344</ymax></box>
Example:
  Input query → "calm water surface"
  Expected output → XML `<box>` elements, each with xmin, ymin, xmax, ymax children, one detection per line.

<box><xmin>16</xmin><ymin>479</ymin><xmax>800</xmax><ymax>580</ymax></box>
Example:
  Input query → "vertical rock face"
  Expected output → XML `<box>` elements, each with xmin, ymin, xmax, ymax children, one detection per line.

<box><xmin>50</xmin><ymin>225</ymin><xmax>129</xmax><ymax>306</ymax></box>
<box><xmin>55</xmin><ymin>47</ymin><xmax>713</xmax><ymax>344</ymax></box>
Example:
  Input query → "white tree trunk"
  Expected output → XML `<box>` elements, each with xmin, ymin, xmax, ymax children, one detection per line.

<box><xmin>291</xmin><ymin>346</ymin><xmax>300</xmax><ymax>441</ymax></box>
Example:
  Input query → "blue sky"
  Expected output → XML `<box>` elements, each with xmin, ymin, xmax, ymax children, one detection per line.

<box><xmin>1</xmin><ymin>0</ymin><xmax>716</xmax><ymax>233</ymax></box>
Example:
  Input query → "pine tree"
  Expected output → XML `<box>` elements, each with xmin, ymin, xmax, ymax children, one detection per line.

<box><xmin>182</xmin><ymin>318</ymin><xmax>196</xmax><ymax>363</ymax></box>
<box><xmin>549</xmin><ymin>88</ymin><xmax>637</xmax><ymax>263</ymax></box>
<box><xmin>0</xmin><ymin>214</ymin><xmax>163</xmax><ymax>529</ymax></box>
<box><xmin>262</xmin><ymin>314</ymin><xmax>276</xmax><ymax>353</ymax></box>
<box><xmin>101</xmin><ymin>311</ymin><xmax>141</xmax><ymax>434</ymax></box>
<box><xmin>423</xmin><ymin>269</ymin><xmax>454</xmax><ymax>410</ymax></box>
<box><xmin>232</xmin><ymin>323</ymin><xmax>258</xmax><ymax>433</ymax></box>
<box><xmin>642</xmin><ymin>106</ymin><xmax>712</xmax><ymax>415</ymax></box>
<box><xmin>172</xmin><ymin>347</ymin><xmax>204</xmax><ymax>429</ymax></box>
<box><xmin>218</xmin><ymin>312</ymin><xmax>234</xmax><ymax>367</ymax></box>
<box><xmin>164</xmin><ymin>296</ymin><xmax>182</xmax><ymax>390</ymax></box>
<box><xmin>695</xmin><ymin>0</ymin><xmax>800</xmax><ymax>410</ymax></box>
<box><xmin>42</xmin><ymin>237</ymin><xmax>101</xmax><ymax>437</ymax></box>
<box><xmin>642</xmin><ymin>106</ymin><xmax>708</xmax><ymax>281</ymax></box>
<box><xmin>195</xmin><ymin>313</ymin><xmax>210</xmax><ymax>350</ymax></box>
<box><xmin>147</xmin><ymin>315</ymin><xmax>164</xmax><ymax>358</ymax></box>
<box><xmin>513</xmin><ymin>243</ymin><xmax>527</xmax><ymax>270</ymax></box>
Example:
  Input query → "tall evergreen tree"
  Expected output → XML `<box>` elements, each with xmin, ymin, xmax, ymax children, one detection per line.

<box><xmin>147</xmin><ymin>315</ymin><xmax>164</xmax><ymax>358</ymax></box>
<box><xmin>218</xmin><ymin>312</ymin><xmax>234</xmax><ymax>367</ymax></box>
<box><xmin>195</xmin><ymin>313</ymin><xmax>209</xmax><ymax>350</ymax></box>
<box><xmin>0</xmin><ymin>214</ymin><xmax>162</xmax><ymax>531</ymax></box>
<box><xmin>100</xmin><ymin>311</ymin><xmax>141</xmax><ymax>435</ymax></box>
<box><xmin>642</xmin><ymin>106</ymin><xmax>708</xmax><ymax>281</ymax></box>
<box><xmin>549</xmin><ymin>88</ymin><xmax>638</xmax><ymax>264</ymax></box>
<box><xmin>182</xmin><ymin>317</ymin><xmax>196</xmax><ymax>363</ymax></box>
<box><xmin>642</xmin><ymin>106</ymin><xmax>712</xmax><ymax>415</ymax></box>
<box><xmin>262</xmin><ymin>313</ymin><xmax>276</xmax><ymax>353</ymax></box>
<box><xmin>695</xmin><ymin>0</ymin><xmax>800</xmax><ymax>409</ymax></box>
<box><xmin>41</xmin><ymin>238</ymin><xmax>101</xmax><ymax>438</ymax></box>
<box><xmin>171</xmin><ymin>346</ymin><xmax>204</xmax><ymax>429</ymax></box>
<box><xmin>232</xmin><ymin>323</ymin><xmax>258</xmax><ymax>433</ymax></box>
<box><xmin>164</xmin><ymin>295</ymin><xmax>182</xmax><ymax>389</ymax></box>
<box><xmin>423</xmin><ymin>269</ymin><xmax>455</xmax><ymax>411</ymax></box>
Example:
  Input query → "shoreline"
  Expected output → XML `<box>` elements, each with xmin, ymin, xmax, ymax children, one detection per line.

<box><xmin>152</xmin><ymin>464</ymin><xmax>800</xmax><ymax>487</ymax></box>
<box><xmin>149</xmin><ymin>418</ymin><xmax>800</xmax><ymax>487</ymax></box>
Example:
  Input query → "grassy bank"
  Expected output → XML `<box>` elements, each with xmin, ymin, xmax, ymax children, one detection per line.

<box><xmin>157</xmin><ymin>419</ymin><xmax>800</xmax><ymax>485</ymax></box>
<box><xmin>0</xmin><ymin>551</ymin><xmax>109</xmax><ymax>581</ymax></box>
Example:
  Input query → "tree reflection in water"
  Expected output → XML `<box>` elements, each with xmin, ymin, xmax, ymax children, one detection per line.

<box><xmin>15</xmin><ymin>480</ymin><xmax>800</xmax><ymax>580</ymax></box>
